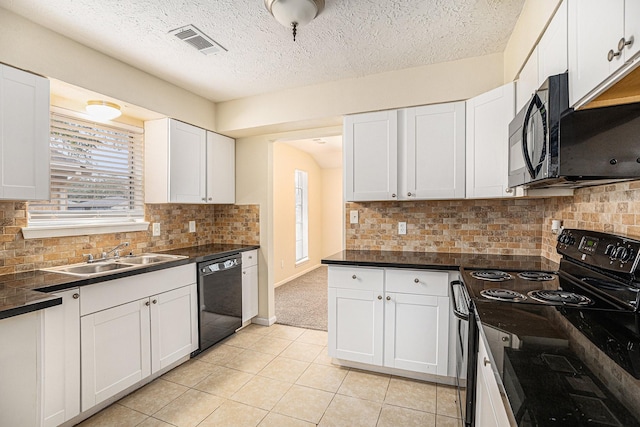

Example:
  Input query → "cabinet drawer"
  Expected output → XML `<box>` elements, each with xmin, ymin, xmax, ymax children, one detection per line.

<box><xmin>242</xmin><ymin>250</ymin><xmax>258</xmax><ymax>268</ymax></box>
<box><xmin>328</xmin><ymin>266</ymin><xmax>384</xmax><ymax>292</ymax></box>
<box><xmin>385</xmin><ymin>269</ymin><xmax>448</xmax><ymax>296</ymax></box>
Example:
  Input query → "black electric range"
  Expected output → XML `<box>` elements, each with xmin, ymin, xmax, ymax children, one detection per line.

<box><xmin>460</xmin><ymin>229</ymin><xmax>640</xmax><ymax>426</ymax></box>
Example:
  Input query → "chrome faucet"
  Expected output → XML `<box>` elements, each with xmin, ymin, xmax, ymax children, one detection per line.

<box><xmin>100</xmin><ymin>242</ymin><xmax>130</xmax><ymax>260</ymax></box>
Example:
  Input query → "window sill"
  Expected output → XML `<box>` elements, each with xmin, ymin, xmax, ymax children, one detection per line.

<box><xmin>295</xmin><ymin>257</ymin><xmax>309</xmax><ymax>267</ymax></box>
<box><xmin>22</xmin><ymin>221</ymin><xmax>150</xmax><ymax>240</ymax></box>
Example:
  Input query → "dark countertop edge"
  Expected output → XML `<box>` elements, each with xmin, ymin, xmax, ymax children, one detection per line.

<box><xmin>320</xmin><ymin>259</ymin><xmax>460</xmax><ymax>271</ymax></box>
<box><xmin>0</xmin><ymin>296</ymin><xmax>62</xmax><ymax>321</ymax></box>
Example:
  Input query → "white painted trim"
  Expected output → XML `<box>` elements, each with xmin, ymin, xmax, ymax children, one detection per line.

<box><xmin>274</xmin><ymin>264</ymin><xmax>322</xmax><ymax>288</ymax></box>
<box><xmin>22</xmin><ymin>222</ymin><xmax>150</xmax><ymax>239</ymax></box>
<box><xmin>331</xmin><ymin>358</ymin><xmax>456</xmax><ymax>386</ymax></box>
<box><xmin>252</xmin><ymin>316</ymin><xmax>277</xmax><ymax>326</ymax></box>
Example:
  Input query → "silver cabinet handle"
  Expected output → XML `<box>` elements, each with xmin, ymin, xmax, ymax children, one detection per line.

<box><xmin>391</xmin><ymin>193</ymin><xmax>396</xmax><ymax>198</ymax></box>
<box><xmin>243</xmin><ymin>271</ymin><xmax>246</xmax><ymax>275</ymax></box>
<box><xmin>502</xmin><ymin>336</ymin><xmax>509</xmax><ymax>342</ymax></box>
<box><xmin>618</xmin><ymin>36</ymin><xmax>634</xmax><ymax>51</ymax></box>
<box><xmin>407</xmin><ymin>192</ymin><xmax>412</xmax><ymax>197</ymax></box>
<box><xmin>152</xmin><ymin>299</ymin><xmax>157</xmax><ymax>304</ymax></box>
<box><xmin>352</xmin><ymin>275</ymin><xmax>357</xmax><ymax>279</ymax></box>
<box><xmin>386</xmin><ymin>296</ymin><xmax>391</xmax><ymax>301</ymax></box>
<box><xmin>72</xmin><ymin>293</ymin><xmax>79</xmax><ymax>299</ymax></box>
<box><xmin>414</xmin><ymin>278</ymin><xmax>419</xmax><ymax>283</ymax></box>
<box><xmin>145</xmin><ymin>301</ymin><xmax>150</xmax><ymax>306</ymax></box>
<box><xmin>378</xmin><ymin>295</ymin><xmax>382</xmax><ymax>300</ymax></box>
<box><xmin>208</xmin><ymin>197</ymin><xmax>212</xmax><ymax>201</ymax></box>
<box><xmin>608</xmin><ymin>49</ymin><xmax>621</xmax><ymax>61</ymax></box>
<box><xmin>484</xmin><ymin>357</ymin><xmax>491</xmax><ymax>366</ymax></box>
<box><xmin>505</xmin><ymin>187</ymin><xmax>513</xmax><ymax>194</ymax></box>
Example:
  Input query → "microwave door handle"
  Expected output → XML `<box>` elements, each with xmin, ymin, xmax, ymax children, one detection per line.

<box><xmin>522</xmin><ymin>95</ymin><xmax>539</xmax><ymax>179</ymax></box>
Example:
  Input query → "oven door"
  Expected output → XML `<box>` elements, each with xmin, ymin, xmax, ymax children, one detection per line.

<box><xmin>451</xmin><ymin>280</ymin><xmax>476</xmax><ymax>426</ymax></box>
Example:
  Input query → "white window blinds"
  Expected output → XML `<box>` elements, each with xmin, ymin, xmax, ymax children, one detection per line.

<box><xmin>28</xmin><ymin>108</ymin><xmax>144</xmax><ymax>224</ymax></box>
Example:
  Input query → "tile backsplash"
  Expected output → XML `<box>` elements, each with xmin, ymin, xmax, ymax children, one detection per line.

<box><xmin>0</xmin><ymin>202</ymin><xmax>259</xmax><ymax>275</ymax></box>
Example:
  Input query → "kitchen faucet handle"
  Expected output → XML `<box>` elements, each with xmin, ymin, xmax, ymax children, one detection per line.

<box><xmin>83</xmin><ymin>253</ymin><xmax>94</xmax><ymax>262</ymax></box>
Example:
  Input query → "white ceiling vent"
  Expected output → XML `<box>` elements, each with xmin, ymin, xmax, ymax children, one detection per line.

<box><xmin>169</xmin><ymin>24</ymin><xmax>226</xmax><ymax>56</ymax></box>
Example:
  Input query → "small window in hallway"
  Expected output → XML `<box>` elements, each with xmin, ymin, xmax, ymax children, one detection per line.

<box><xmin>295</xmin><ymin>169</ymin><xmax>308</xmax><ymax>264</ymax></box>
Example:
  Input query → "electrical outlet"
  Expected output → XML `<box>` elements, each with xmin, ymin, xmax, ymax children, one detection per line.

<box><xmin>398</xmin><ymin>222</ymin><xmax>407</xmax><ymax>235</ymax></box>
<box><xmin>152</xmin><ymin>222</ymin><xmax>161</xmax><ymax>236</ymax></box>
<box><xmin>281</xmin><ymin>260</ymin><xmax>284</xmax><ymax>269</ymax></box>
<box><xmin>189</xmin><ymin>220</ymin><xmax>196</xmax><ymax>233</ymax></box>
<box><xmin>350</xmin><ymin>210</ymin><xmax>359</xmax><ymax>224</ymax></box>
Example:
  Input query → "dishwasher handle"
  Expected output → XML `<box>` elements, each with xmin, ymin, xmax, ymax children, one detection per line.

<box><xmin>200</xmin><ymin>255</ymin><xmax>242</xmax><ymax>275</ymax></box>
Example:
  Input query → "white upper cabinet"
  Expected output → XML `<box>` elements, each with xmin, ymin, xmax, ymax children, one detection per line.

<box><xmin>537</xmin><ymin>0</ymin><xmax>568</xmax><ymax>86</ymax></box>
<box><xmin>404</xmin><ymin>102</ymin><xmax>466</xmax><ymax>200</ymax></box>
<box><xmin>344</xmin><ymin>110</ymin><xmax>398</xmax><ymax>201</ymax></box>
<box><xmin>145</xmin><ymin>118</ymin><xmax>235</xmax><ymax>204</ymax></box>
<box><xmin>466</xmin><ymin>82</ymin><xmax>516</xmax><ymax>199</ymax></box>
<box><xmin>516</xmin><ymin>48</ymin><xmax>539</xmax><ymax>112</ymax></box>
<box><xmin>568</xmin><ymin>0</ymin><xmax>640</xmax><ymax>107</ymax></box>
<box><xmin>0</xmin><ymin>64</ymin><xmax>50</xmax><ymax>200</ymax></box>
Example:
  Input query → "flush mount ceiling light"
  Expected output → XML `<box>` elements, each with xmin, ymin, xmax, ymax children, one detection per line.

<box><xmin>264</xmin><ymin>0</ymin><xmax>324</xmax><ymax>41</ymax></box>
<box><xmin>85</xmin><ymin>100</ymin><xmax>122</xmax><ymax>121</ymax></box>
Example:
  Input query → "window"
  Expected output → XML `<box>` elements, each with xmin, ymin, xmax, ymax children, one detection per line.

<box><xmin>25</xmin><ymin>107</ymin><xmax>146</xmax><ymax>237</ymax></box>
<box><xmin>295</xmin><ymin>169</ymin><xmax>308</xmax><ymax>263</ymax></box>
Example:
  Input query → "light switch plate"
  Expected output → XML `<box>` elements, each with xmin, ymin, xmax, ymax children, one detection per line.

<box><xmin>350</xmin><ymin>210</ymin><xmax>359</xmax><ymax>224</ymax></box>
<box><xmin>398</xmin><ymin>222</ymin><xmax>407</xmax><ymax>235</ymax></box>
<box><xmin>189</xmin><ymin>220</ymin><xmax>196</xmax><ymax>233</ymax></box>
<box><xmin>152</xmin><ymin>222</ymin><xmax>161</xmax><ymax>236</ymax></box>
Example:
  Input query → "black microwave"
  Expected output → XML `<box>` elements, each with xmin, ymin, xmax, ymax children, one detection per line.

<box><xmin>508</xmin><ymin>73</ymin><xmax>640</xmax><ymax>188</ymax></box>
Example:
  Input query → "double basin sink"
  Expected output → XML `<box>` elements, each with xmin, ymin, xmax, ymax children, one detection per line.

<box><xmin>42</xmin><ymin>253</ymin><xmax>188</xmax><ymax>278</ymax></box>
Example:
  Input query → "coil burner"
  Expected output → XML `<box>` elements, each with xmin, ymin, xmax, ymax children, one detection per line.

<box><xmin>517</xmin><ymin>271</ymin><xmax>557</xmax><ymax>281</ymax></box>
<box><xmin>527</xmin><ymin>290</ymin><xmax>593</xmax><ymax>306</ymax></box>
<box><xmin>480</xmin><ymin>288</ymin><xmax>527</xmax><ymax>302</ymax></box>
<box><xmin>471</xmin><ymin>271</ymin><xmax>513</xmax><ymax>282</ymax></box>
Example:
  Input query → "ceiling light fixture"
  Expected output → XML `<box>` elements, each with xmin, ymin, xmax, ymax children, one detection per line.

<box><xmin>264</xmin><ymin>0</ymin><xmax>324</xmax><ymax>41</ymax></box>
<box><xmin>85</xmin><ymin>100</ymin><xmax>122</xmax><ymax>121</ymax></box>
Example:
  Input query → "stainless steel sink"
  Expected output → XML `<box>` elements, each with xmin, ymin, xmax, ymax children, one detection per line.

<box><xmin>42</xmin><ymin>253</ymin><xmax>188</xmax><ymax>278</ymax></box>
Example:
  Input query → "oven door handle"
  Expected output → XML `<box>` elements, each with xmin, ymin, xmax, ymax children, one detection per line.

<box><xmin>450</xmin><ymin>280</ymin><xmax>470</xmax><ymax>321</ymax></box>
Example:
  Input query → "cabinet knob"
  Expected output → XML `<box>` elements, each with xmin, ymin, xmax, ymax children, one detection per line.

<box><xmin>391</xmin><ymin>193</ymin><xmax>396</xmax><ymax>198</ymax></box>
<box><xmin>152</xmin><ymin>299</ymin><xmax>157</xmax><ymax>304</ymax></box>
<box><xmin>608</xmin><ymin>49</ymin><xmax>621</xmax><ymax>61</ymax></box>
<box><xmin>378</xmin><ymin>295</ymin><xmax>382</xmax><ymax>300</ymax></box>
<box><xmin>407</xmin><ymin>192</ymin><xmax>412</xmax><ymax>197</ymax></box>
<box><xmin>501</xmin><ymin>336</ymin><xmax>509</xmax><ymax>342</ymax></box>
<box><xmin>386</xmin><ymin>296</ymin><xmax>391</xmax><ymax>301</ymax></box>
<box><xmin>505</xmin><ymin>187</ymin><xmax>513</xmax><ymax>194</ymax></box>
<box><xmin>72</xmin><ymin>293</ymin><xmax>79</xmax><ymax>299</ymax></box>
<box><xmin>202</xmin><ymin>198</ymin><xmax>207</xmax><ymax>201</ymax></box>
<box><xmin>145</xmin><ymin>301</ymin><xmax>150</xmax><ymax>306</ymax></box>
<box><xmin>618</xmin><ymin>36</ymin><xmax>634</xmax><ymax>51</ymax></box>
<box><xmin>414</xmin><ymin>278</ymin><xmax>419</xmax><ymax>283</ymax></box>
<box><xmin>208</xmin><ymin>197</ymin><xmax>212</xmax><ymax>201</ymax></box>
<box><xmin>243</xmin><ymin>271</ymin><xmax>246</xmax><ymax>275</ymax></box>
<box><xmin>484</xmin><ymin>357</ymin><xmax>491</xmax><ymax>366</ymax></box>
<box><xmin>352</xmin><ymin>275</ymin><xmax>357</xmax><ymax>279</ymax></box>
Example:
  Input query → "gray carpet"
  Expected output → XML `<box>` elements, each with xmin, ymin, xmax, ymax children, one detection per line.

<box><xmin>275</xmin><ymin>266</ymin><xmax>327</xmax><ymax>331</ymax></box>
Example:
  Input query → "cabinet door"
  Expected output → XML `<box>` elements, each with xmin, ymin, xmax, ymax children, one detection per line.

<box><xmin>344</xmin><ymin>111</ymin><xmax>398</xmax><ymax>201</ymax></box>
<box><xmin>242</xmin><ymin>264</ymin><xmax>258</xmax><ymax>323</ymax></box>
<box><xmin>568</xmin><ymin>0</ymin><xmax>624</xmax><ymax>106</ymax></box>
<box><xmin>0</xmin><ymin>64</ymin><xmax>50</xmax><ymax>200</ymax></box>
<box><xmin>328</xmin><ymin>287</ymin><xmax>383</xmax><ymax>365</ymax></box>
<box><xmin>206</xmin><ymin>131</ymin><xmax>235</xmax><ymax>204</ymax></box>
<box><xmin>169</xmin><ymin>119</ymin><xmax>207</xmax><ymax>203</ymax></box>
<box><xmin>537</xmin><ymin>0</ymin><xmax>568</xmax><ymax>86</ymax></box>
<box><xmin>150</xmin><ymin>284</ymin><xmax>198</xmax><ymax>373</ymax></box>
<box><xmin>81</xmin><ymin>299</ymin><xmax>151</xmax><ymax>411</ymax></box>
<box><xmin>404</xmin><ymin>102</ymin><xmax>465</xmax><ymax>200</ymax></box>
<box><xmin>516</xmin><ymin>48</ymin><xmax>539</xmax><ymax>112</ymax></box>
<box><xmin>384</xmin><ymin>293</ymin><xmax>449</xmax><ymax>375</ymax></box>
<box><xmin>43</xmin><ymin>289</ymin><xmax>80</xmax><ymax>427</ymax></box>
<box><xmin>466</xmin><ymin>82</ymin><xmax>515</xmax><ymax>199</ymax></box>
<box><xmin>475</xmin><ymin>338</ymin><xmax>511</xmax><ymax>427</ymax></box>
<box><xmin>625</xmin><ymin>0</ymin><xmax>640</xmax><ymax>63</ymax></box>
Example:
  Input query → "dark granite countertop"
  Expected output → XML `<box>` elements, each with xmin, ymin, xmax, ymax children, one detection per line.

<box><xmin>0</xmin><ymin>243</ymin><xmax>259</xmax><ymax>320</ymax></box>
<box><xmin>322</xmin><ymin>250</ymin><xmax>559</xmax><ymax>272</ymax></box>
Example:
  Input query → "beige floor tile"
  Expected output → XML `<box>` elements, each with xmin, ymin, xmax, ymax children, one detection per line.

<box><xmin>242</xmin><ymin>323</ymin><xmax>274</xmax><ymax>336</ymax></box>
<box><xmin>384</xmin><ymin>377</ymin><xmax>437</xmax><ymax>413</ymax></box>
<box><xmin>437</xmin><ymin>384</ymin><xmax>461</xmax><ymax>419</ymax></box>
<box><xmin>225</xmin><ymin>349</ymin><xmax>276</xmax><ymax>374</ymax></box>
<box><xmin>222</xmin><ymin>330</ymin><xmax>264</xmax><ymax>349</ymax></box>
<box><xmin>436</xmin><ymin>414</ymin><xmax>461</xmax><ymax>427</ymax></box>
<box><xmin>231</xmin><ymin>375</ymin><xmax>292</xmax><ymax>410</ymax></box>
<box><xmin>273</xmin><ymin>384</ymin><xmax>335</xmax><ymax>424</ymax></box>
<box><xmin>296</xmin><ymin>363</ymin><xmax>349</xmax><ymax>392</ymax></box>
<box><xmin>199</xmin><ymin>400</ymin><xmax>268</xmax><ymax>427</ymax></box>
<box><xmin>249</xmin><ymin>336</ymin><xmax>293</xmax><ymax>355</ymax></box>
<box><xmin>258</xmin><ymin>356</ymin><xmax>310</xmax><ymax>383</ymax></box>
<box><xmin>138</xmin><ymin>417</ymin><xmax>174</xmax><ymax>427</ymax></box>
<box><xmin>338</xmin><ymin>369</ymin><xmax>390</xmax><ymax>402</ymax></box>
<box><xmin>312</xmin><ymin>346</ymin><xmax>334</xmax><ymax>366</ymax></box>
<box><xmin>161</xmin><ymin>359</ymin><xmax>217</xmax><ymax>387</ymax></box>
<box><xmin>197</xmin><ymin>343</ymin><xmax>244</xmax><ymax>365</ymax></box>
<box><xmin>280</xmin><ymin>341</ymin><xmax>324</xmax><ymax>362</ymax></box>
<box><xmin>268</xmin><ymin>324</ymin><xmax>306</xmax><ymax>340</ymax></box>
<box><xmin>76</xmin><ymin>404</ymin><xmax>148</xmax><ymax>426</ymax></box>
<box><xmin>194</xmin><ymin>365</ymin><xmax>254</xmax><ymax>398</ymax></box>
<box><xmin>319</xmin><ymin>394</ymin><xmax>382</xmax><ymax>427</ymax></box>
<box><xmin>258</xmin><ymin>412</ymin><xmax>315</xmax><ymax>427</ymax></box>
<box><xmin>377</xmin><ymin>405</ymin><xmax>436</xmax><ymax>427</ymax></box>
<box><xmin>118</xmin><ymin>379</ymin><xmax>188</xmax><ymax>415</ymax></box>
<box><xmin>296</xmin><ymin>329</ymin><xmax>328</xmax><ymax>346</ymax></box>
<box><xmin>153</xmin><ymin>388</ymin><xmax>225</xmax><ymax>427</ymax></box>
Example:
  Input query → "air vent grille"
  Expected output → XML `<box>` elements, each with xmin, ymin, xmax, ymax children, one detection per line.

<box><xmin>169</xmin><ymin>24</ymin><xmax>226</xmax><ymax>56</ymax></box>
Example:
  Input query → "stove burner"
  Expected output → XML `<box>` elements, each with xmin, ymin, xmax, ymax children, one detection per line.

<box><xmin>528</xmin><ymin>290</ymin><xmax>593</xmax><ymax>306</ymax></box>
<box><xmin>518</xmin><ymin>271</ymin><xmax>557</xmax><ymax>281</ymax></box>
<box><xmin>480</xmin><ymin>288</ymin><xmax>527</xmax><ymax>302</ymax></box>
<box><xmin>471</xmin><ymin>270</ymin><xmax>513</xmax><ymax>282</ymax></box>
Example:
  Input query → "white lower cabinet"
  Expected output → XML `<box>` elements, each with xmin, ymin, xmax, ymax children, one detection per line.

<box><xmin>42</xmin><ymin>288</ymin><xmax>80</xmax><ymax>427</ymax></box>
<box><xmin>242</xmin><ymin>250</ymin><xmax>259</xmax><ymax>323</ymax></box>
<box><xmin>328</xmin><ymin>266</ymin><xmax>449</xmax><ymax>376</ymax></box>
<box><xmin>476</xmin><ymin>337</ymin><xmax>511</xmax><ymax>427</ymax></box>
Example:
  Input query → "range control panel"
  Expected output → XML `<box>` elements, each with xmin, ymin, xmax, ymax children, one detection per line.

<box><xmin>557</xmin><ymin>229</ymin><xmax>640</xmax><ymax>275</ymax></box>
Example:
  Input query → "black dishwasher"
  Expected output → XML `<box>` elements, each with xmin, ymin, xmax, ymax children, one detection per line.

<box><xmin>196</xmin><ymin>253</ymin><xmax>242</xmax><ymax>353</ymax></box>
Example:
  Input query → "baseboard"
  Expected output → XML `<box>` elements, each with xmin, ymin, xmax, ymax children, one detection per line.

<box><xmin>274</xmin><ymin>264</ymin><xmax>323</xmax><ymax>288</ymax></box>
<box><xmin>252</xmin><ymin>316</ymin><xmax>277</xmax><ymax>326</ymax></box>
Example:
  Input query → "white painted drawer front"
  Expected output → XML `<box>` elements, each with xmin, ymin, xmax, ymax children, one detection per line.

<box><xmin>385</xmin><ymin>269</ymin><xmax>448</xmax><ymax>296</ymax></box>
<box><xmin>242</xmin><ymin>250</ymin><xmax>258</xmax><ymax>268</ymax></box>
<box><xmin>328</xmin><ymin>266</ymin><xmax>384</xmax><ymax>292</ymax></box>
<box><xmin>81</xmin><ymin>264</ymin><xmax>196</xmax><ymax>316</ymax></box>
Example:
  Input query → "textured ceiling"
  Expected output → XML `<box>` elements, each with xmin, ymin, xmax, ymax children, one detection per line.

<box><xmin>0</xmin><ymin>0</ymin><xmax>525</xmax><ymax>103</ymax></box>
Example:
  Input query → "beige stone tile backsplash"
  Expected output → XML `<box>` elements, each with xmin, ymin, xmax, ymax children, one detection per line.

<box><xmin>0</xmin><ymin>202</ymin><xmax>259</xmax><ymax>275</ymax></box>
